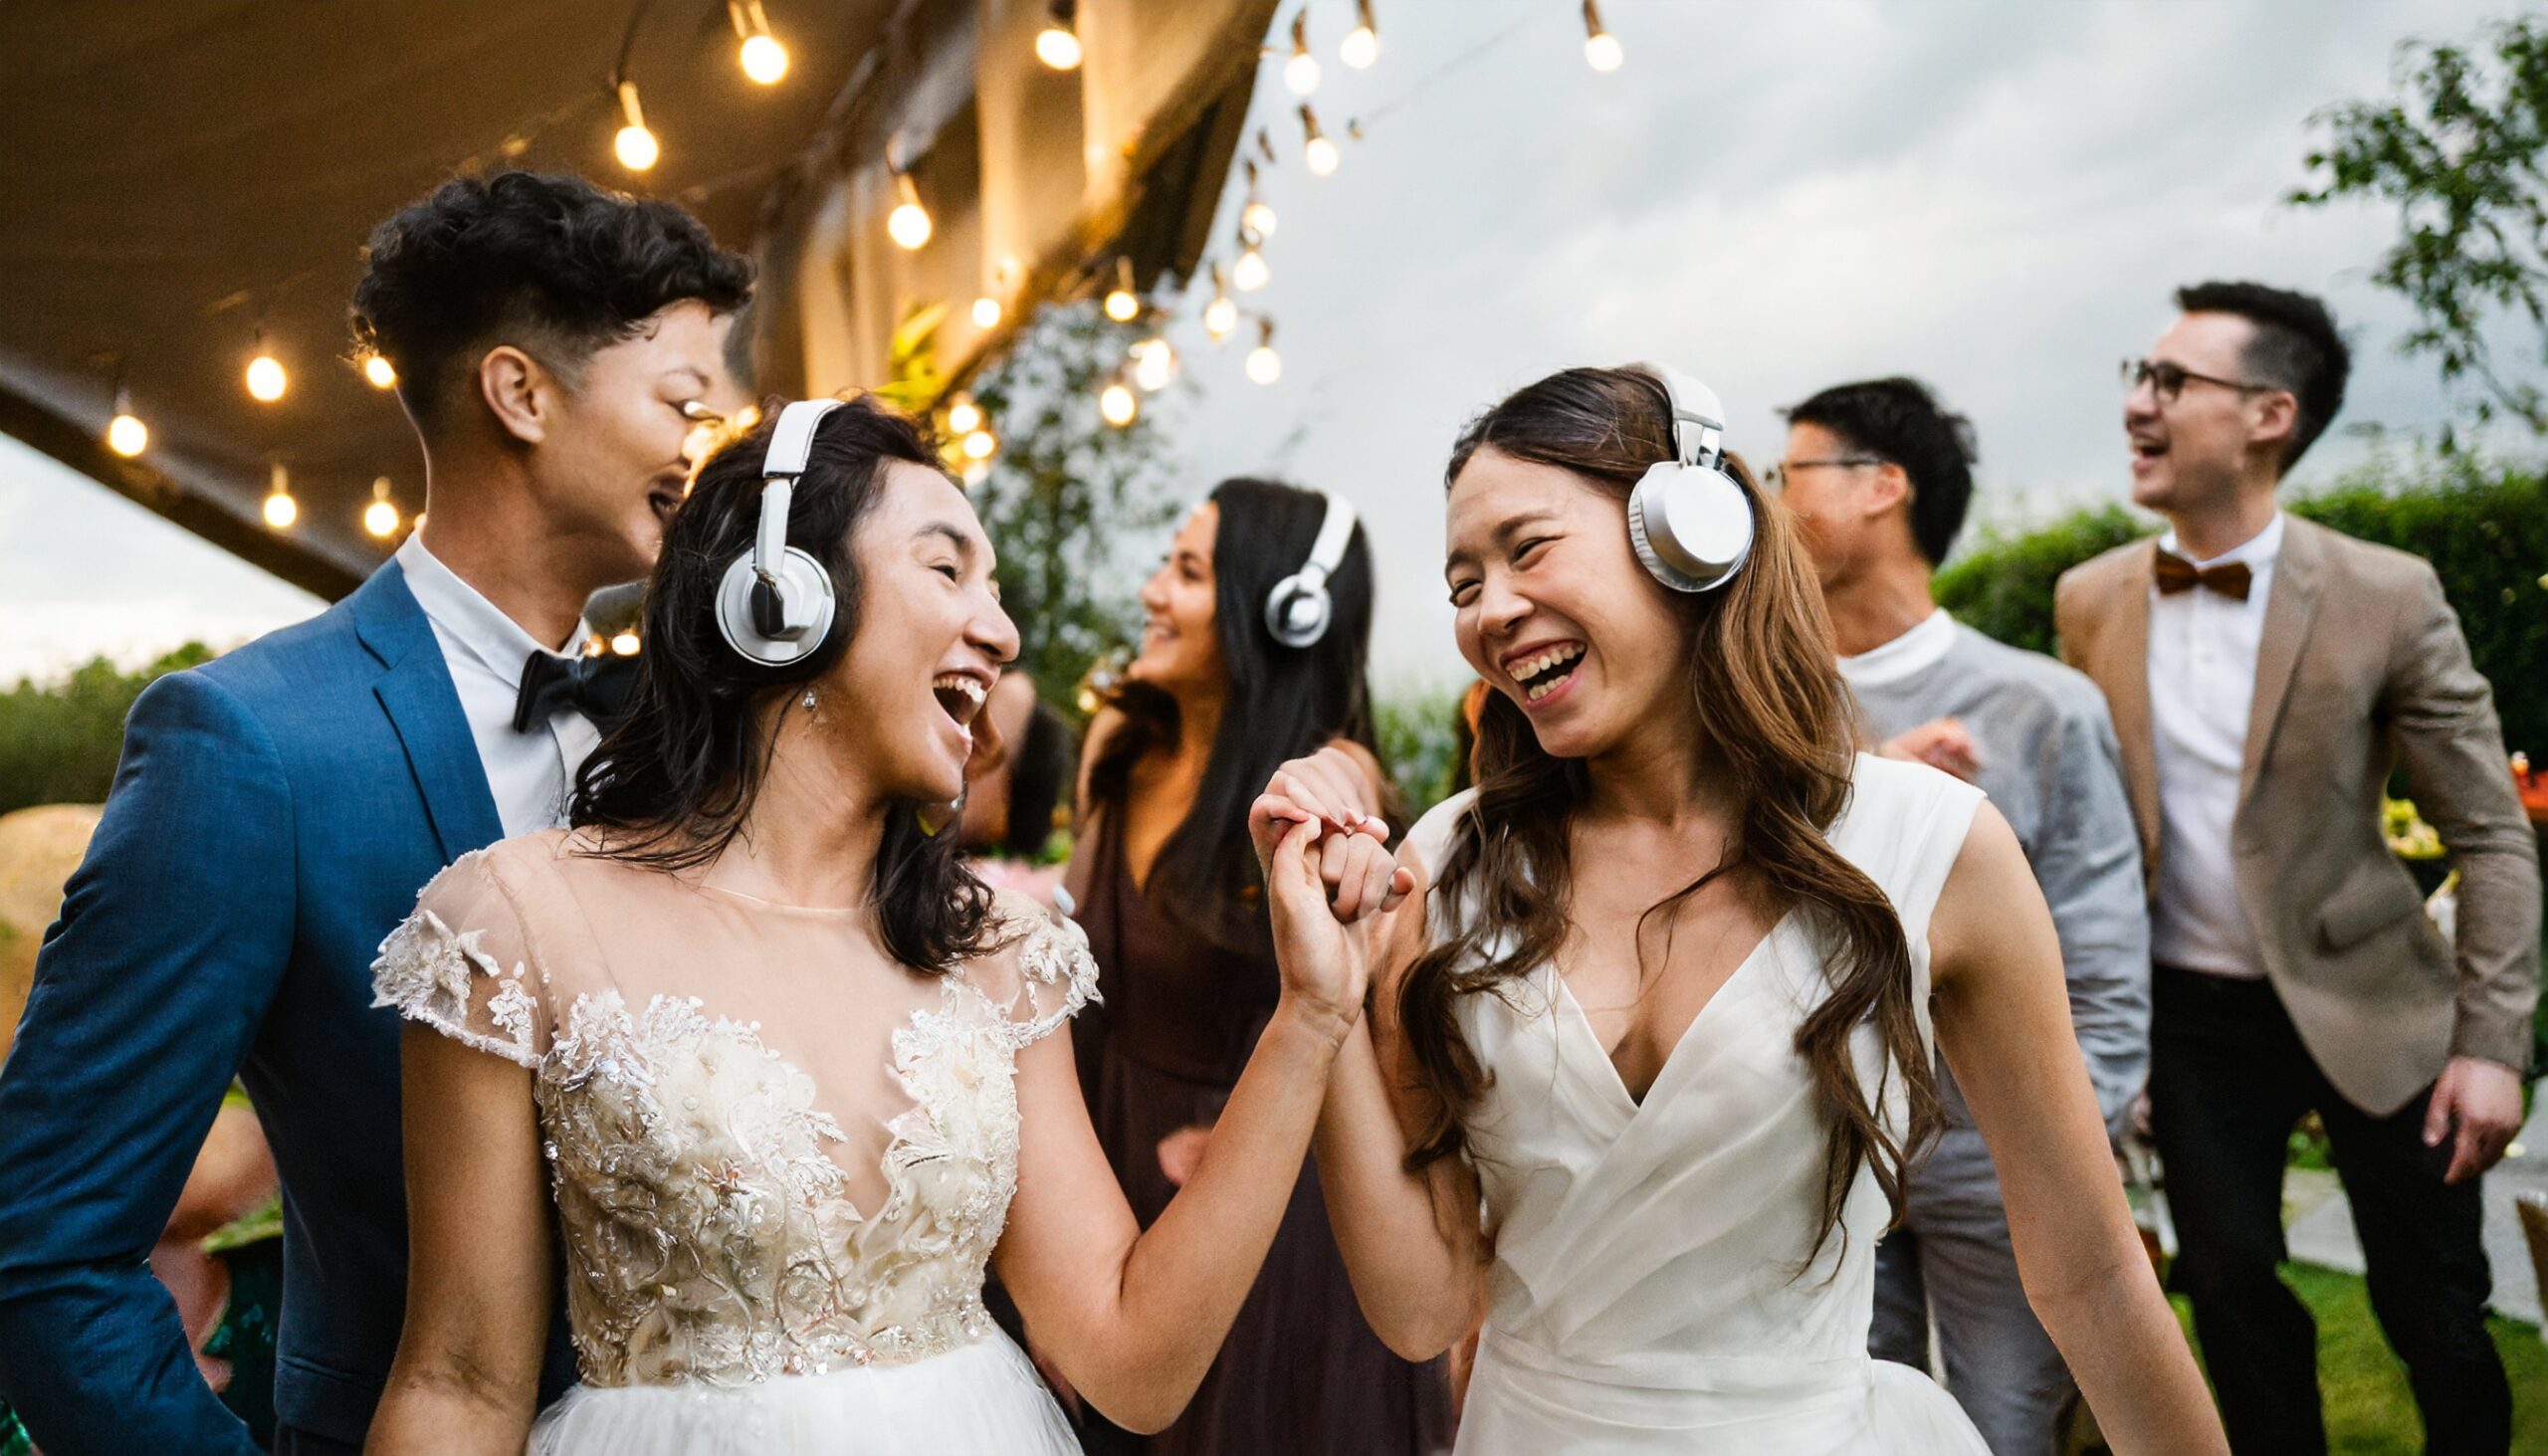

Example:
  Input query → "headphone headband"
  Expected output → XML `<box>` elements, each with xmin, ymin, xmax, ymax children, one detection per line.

<box><xmin>1630</xmin><ymin>362</ymin><xmax>1726</xmax><ymax>471</ymax></box>
<box><xmin>1265</xmin><ymin>492</ymin><xmax>1359</xmax><ymax>649</ymax></box>
<box><xmin>1620</xmin><ymin>362</ymin><xmax>1753</xmax><ymax>594</ymax></box>
<box><xmin>716</xmin><ymin>398</ymin><xmax>845</xmax><ymax>666</ymax></box>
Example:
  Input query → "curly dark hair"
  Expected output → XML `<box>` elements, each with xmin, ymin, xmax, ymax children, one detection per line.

<box><xmin>568</xmin><ymin>396</ymin><xmax>1000</xmax><ymax>974</ymax></box>
<box><xmin>1785</xmin><ymin>377</ymin><xmax>1979</xmax><ymax>565</ymax></box>
<box><xmin>351</xmin><ymin>170</ymin><xmax>754</xmax><ymax>429</ymax></box>
<box><xmin>2175</xmin><ymin>280</ymin><xmax>2351</xmax><ymax>473</ymax></box>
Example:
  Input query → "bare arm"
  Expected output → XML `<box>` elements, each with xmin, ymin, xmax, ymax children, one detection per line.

<box><xmin>364</xmin><ymin>1029</ymin><xmax>552</xmax><ymax>1456</ymax></box>
<box><xmin>994</xmin><ymin>820</ymin><xmax>1399</xmax><ymax>1433</ymax></box>
<box><xmin>1931</xmin><ymin>804</ymin><xmax>2224</xmax><ymax>1456</ymax></box>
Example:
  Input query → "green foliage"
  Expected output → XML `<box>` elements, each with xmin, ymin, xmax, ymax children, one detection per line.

<box><xmin>2290</xmin><ymin>16</ymin><xmax>2548</xmax><ymax>438</ymax></box>
<box><xmin>1376</xmin><ymin>683</ymin><xmax>1465</xmax><ymax>818</ymax></box>
<box><xmin>0</xmin><ymin>644</ymin><xmax>212</xmax><ymax>815</ymax></box>
<box><xmin>1934</xmin><ymin>456</ymin><xmax>2548</xmax><ymax>757</ymax></box>
<box><xmin>965</xmin><ymin>302</ymin><xmax>1183</xmax><ymax>716</ymax></box>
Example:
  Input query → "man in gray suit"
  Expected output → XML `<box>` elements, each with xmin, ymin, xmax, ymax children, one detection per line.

<box><xmin>2059</xmin><ymin>282</ymin><xmax>2537</xmax><ymax>1456</ymax></box>
<box><xmin>1776</xmin><ymin>376</ymin><xmax>2149</xmax><ymax>1456</ymax></box>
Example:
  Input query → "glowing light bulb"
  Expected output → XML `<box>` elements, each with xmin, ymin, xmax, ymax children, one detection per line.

<box><xmin>1300</xmin><ymin>104</ymin><xmax>1338</xmax><ymax>176</ymax></box>
<box><xmin>614</xmin><ymin>81</ymin><xmax>659</xmax><ymax>171</ymax></box>
<box><xmin>1204</xmin><ymin>263</ymin><xmax>1239</xmax><ymax>339</ymax></box>
<box><xmin>971</xmin><ymin>296</ymin><xmax>1003</xmax><ymax>329</ymax></box>
<box><xmin>1105</xmin><ymin>287</ymin><xmax>1139</xmax><ymax>321</ymax></box>
<box><xmin>1100</xmin><ymin>382</ymin><xmax>1138</xmax><ymax>426</ymax></box>
<box><xmin>1133</xmin><ymin>338</ymin><xmax>1174</xmax><ymax>392</ymax></box>
<box><xmin>1233</xmin><ymin>246</ymin><xmax>1270</xmax><ymax>293</ymax></box>
<box><xmin>741</xmin><ymin>33</ymin><xmax>788</xmax><ymax>85</ymax></box>
<box><xmin>263</xmin><ymin>463</ymin><xmax>297</xmax><ymax>529</ymax></box>
<box><xmin>946</xmin><ymin>396</ymin><xmax>982</xmax><ymax>435</ymax></box>
<box><xmin>1583</xmin><ymin>1</ymin><xmax>1621</xmax><ymax>72</ymax></box>
<box><xmin>1341</xmin><ymin>2</ymin><xmax>1379</xmax><ymax>71</ymax></box>
<box><xmin>962</xmin><ymin>428</ymin><xmax>997</xmax><ymax>460</ymax></box>
<box><xmin>106</xmin><ymin>385</ymin><xmax>147</xmax><ymax>457</ymax></box>
<box><xmin>1035</xmin><ymin>22</ymin><xmax>1082</xmax><ymax>71</ymax></box>
<box><xmin>1242</xmin><ymin>198</ymin><xmax>1277</xmax><ymax>238</ymax></box>
<box><xmin>887</xmin><ymin>171</ymin><xmax>932</xmax><ymax>250</ymax></box>
<box><xmin>364</xmin><ymin>477</ymin><xmax>402</xmax><ymax>538</ymax></box>
<box><xmin>611</xmin><ymin>630</ymin><xmax>642</xmax><ymax>656</ymax></box>
<box><xmin>363</xmin><ymin>353</ymin><xmax>397</xmax><ymax>389</ymax></box>
<box><xmin>246</xmin><ymin>348</ymin><xmax>287</xmax><ymax>403</ymax></box>
<box><xmin>1284</xmin><ymin>14</ymin><xmax>1320</xmax><ymax>95</ymax></box>
<box><xmin>1246</xmin><ymin>341</ymin><xmax>1282</xmax><ymax>385</ymax></box>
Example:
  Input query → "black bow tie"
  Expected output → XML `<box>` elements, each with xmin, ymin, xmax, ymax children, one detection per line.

<box><xmin>513</xmin><ymin>650</ymin><xmax>638</xmax><ymax>733</ymax></box>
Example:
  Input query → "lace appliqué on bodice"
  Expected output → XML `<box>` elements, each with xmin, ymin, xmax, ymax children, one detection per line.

<box><xmin>372</xmin><ymin>887</ymin><xmax>1099</xmax><ymax>1389</ymax></box>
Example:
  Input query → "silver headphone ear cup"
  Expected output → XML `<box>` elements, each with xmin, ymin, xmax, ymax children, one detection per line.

<box><xmin>1627</xmin><ymin>462</ymin><xmax>1754</xmax><ymax>593</ymax></box>
<box><xmin>716</xmin><ymin>548</ymin><xmax>838</xmax><ymax>665</ymax></box>
<box><xmin>1264</xmin><ymin>576</ymin><xmax>1331</xmax><ymax>649</ymax></box>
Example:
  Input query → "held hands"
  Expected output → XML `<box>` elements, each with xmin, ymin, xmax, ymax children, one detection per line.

<box><xmin>1248</xmin><ymin>748</ymin><xmax>1413</xmax><ymax>1039</ymax></box>
<box><xmin>2425</xmin><ymin>1055</ymin><xmax>2525</xmax><ymax>1184</ymax></box>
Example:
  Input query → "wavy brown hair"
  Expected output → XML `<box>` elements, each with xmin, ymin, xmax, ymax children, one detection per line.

<box><xmin>1400</xmin><ymin>365</ymin><xmax>1939</xmax><ymax>1261</ymax></box>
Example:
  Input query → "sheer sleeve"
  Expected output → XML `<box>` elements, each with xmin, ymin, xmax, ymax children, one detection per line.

<box><xmin>968</xmin><ymin>890</ymin><xmax>1101</xmax><ymax>1049</ymax></box>
<box><xmin>370</xmin><ymin>846</ymin><xmax>553</xmax><ymax>1069</ymax></box>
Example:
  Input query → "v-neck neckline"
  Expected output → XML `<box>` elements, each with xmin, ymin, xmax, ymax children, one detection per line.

<box><xmin>1545</xmin><ymin>909</ymin><xmax>1798</xmax><ymax>1114</ymax></box>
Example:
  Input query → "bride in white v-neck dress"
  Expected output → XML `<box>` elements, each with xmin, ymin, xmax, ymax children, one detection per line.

<box><xmin>1248</xmin><ymin>364</ymin><xmax>2224</xmax><ymax>1455</ymax></box>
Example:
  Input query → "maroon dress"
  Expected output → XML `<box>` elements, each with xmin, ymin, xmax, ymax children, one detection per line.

<box><xmin>1072</xmin><ymin>808</ymin><xmax>1450</xmax><ymax>1456</ymax></box>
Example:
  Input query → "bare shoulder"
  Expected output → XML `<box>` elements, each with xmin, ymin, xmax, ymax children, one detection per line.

<box><xmin>1930</xmin><ymin>799</ymin><xmax>2039</xmax><ymax>990</ymax></box>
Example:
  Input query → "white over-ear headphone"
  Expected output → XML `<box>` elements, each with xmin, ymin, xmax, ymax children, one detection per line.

<box><xmin>1264</xmin><ymin>492</ymin><xmax>1359</xmax><ymax>650</ymax></box>
<box><xmin>1624</xmin><ymin>362</ymin><xmax>1755</xmax><ymax>593</ymax></box>
<box><xmin>716</xmin><ymin>398</ymin><xmax>844</xmax><ymax>666</ymax></box>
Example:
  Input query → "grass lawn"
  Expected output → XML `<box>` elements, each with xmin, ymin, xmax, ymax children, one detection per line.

<box><xmin>2167</xmin><ymin>1265</ymin><xmax>2548</xmax><ymax>1454</ymax></box>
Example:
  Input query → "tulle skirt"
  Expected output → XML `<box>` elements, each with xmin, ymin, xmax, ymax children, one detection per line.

<box><xmin>530</xmin><ymin>1331</ymin><xmax>1080</xmax><ymax>1456</ymax></box>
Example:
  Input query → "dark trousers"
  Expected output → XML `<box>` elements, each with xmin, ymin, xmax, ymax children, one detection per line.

<box><xmin>273</xmin><ymin>1427</ymin><xmax>360</xmax><ymax>1456</ymax></box>
<box><xmin>2150</xmin><ymin>966</ymin><xmax>2509</xmax><ymax>1456</ymax></box>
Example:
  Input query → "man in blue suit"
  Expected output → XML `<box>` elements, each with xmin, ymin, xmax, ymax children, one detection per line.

<box><xmin>0</xmin><ymin>171</ymin><xmax>753</xmax><ymax>1456</ymax></box>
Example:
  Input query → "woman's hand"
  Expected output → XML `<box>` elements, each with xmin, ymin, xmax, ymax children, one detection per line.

<box><xmin>1249</xmin><ymin>746</ymin><xmax>1390</xmax><ymax>880</ymax></box>
<box><xmin>1264</xmin><ymin>817</ymin><xmax>1411</xmax><ymax>1040</ymax></box>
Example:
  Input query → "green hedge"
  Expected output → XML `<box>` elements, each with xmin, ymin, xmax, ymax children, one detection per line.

<box><xmin>0</xmin><ymin>644</ymin><xmax>211</xmax><ymax>817</ymax></box>
<box><xmin>1935</xmin><ymin>458</ymin><xmax>2548</xmax><ymax>759</ymax></box>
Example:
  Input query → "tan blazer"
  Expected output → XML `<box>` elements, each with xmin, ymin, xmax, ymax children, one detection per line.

<box><xmin>2055</xmin><ymin>516</ymin><xmax>2540</xmax><ymax>1116</ymax></box>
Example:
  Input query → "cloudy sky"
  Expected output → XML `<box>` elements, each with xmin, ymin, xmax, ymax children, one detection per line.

<box><xmin>0</xmin><ymin>0</ymin><xmax>2514</xmax><ymax>688</ymax></box>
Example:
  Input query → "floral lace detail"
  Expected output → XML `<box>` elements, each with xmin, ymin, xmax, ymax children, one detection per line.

<box><xmin>369</xmin><ymin>902</ymin><xmax>541</xmax><ymax>1070</ymax></box>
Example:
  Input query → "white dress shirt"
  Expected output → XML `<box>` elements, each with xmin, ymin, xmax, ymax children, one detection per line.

<box><xmin>396</xmin><ymin>533</ymin><xmax>602</xmax><ymax>840</ymax></box>
<box><xmin>1835</xmin><ymin>606</ymin><xmax>1957</xmax><ymax>691</ymax></box>
<box><xmin>2146</xmin><ymin>511</ymin><xmax>2284</xmax><ymax>978</ymax></box>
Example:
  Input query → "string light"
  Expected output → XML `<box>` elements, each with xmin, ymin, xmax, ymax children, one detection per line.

<box><xmin>1203</xmin><ymin>264</ymin><xmax>1239</xmax><ymax>339</ymax></box>
<box><xmin>946</xmin><ymin>393</ymin><xmax>982</xmax><ymax>435</ymax></box>
<box><xmin>730</xmin><ymin>1</ymin><xmax>788</xmax><ymax>86</ymax></box>
<box><xmin>971</xmin><ymin>296</ymin><xmax>1003</xmax><ymax>328</ymax></box>
<box><xmin>263</xmin><ymin>461</ymin><xmax>298</xmax><ymax>529</ymax></box>
<box><xmin>1241</xmin><ymin>159</ymin><xmax>1277</xmax><ymax>238</ymax></box>
<box><xmin>614</xmin><ymin>81</ymin><xmax>660</xmax><ymax>170</ymax></box>
<box><xmin>1245</xmin><ymin>318</ymin><xmax>1283</xmax><ymax>385</ymax></box>
<box><xmin>887</xmin><ymin>169</ymin><xmax>933</xmax><ymax>250</ymax></box>
<box><xmin>1300</xmin><ymin>104</ymin><xmax>1339</xmax><ymax>176</ymax></box>
<box><xmin>611</xmin><ymin>630</ymin><xmax>642</xmax><ymax>656</ymax></box>
<box><xmin>1583</xmin><ymin>0</ymin><xmax>1622</xmax><ymax>73</ymax></box>
<box><xmin>363</xmin><ymin>353</ymin><xmax>397</xmax><ymax>389</ymax></box>
<box><xmin>962</xmin><ymin>427</ymin><xmax>998</xmax><ymax>460</ymax></box>
<box><xmin>1035</xmin><ymin>1</ymin><xmax>1081</xmax><ymax>70</ymax></box>
<box><xmin>1341</xmin><ymin>0</ymin><xmax>1379</xmax><ymax>68</ymax></box>
<box><xmin>246</xmin><ymin>333</ymin><xmax>288</xmax><ymax>403</ymax></box>
<box><xmin>1100</xmin><ymin>377</ymin><xmax>1138</xmax><ymax>427</ymax></box>
<box><xmin>106</xmin><ymin>378</ymin><xmax>146</xmax><ymax>458</ymax></box>
<box><xmin>1284</xmin><ymin>13</ymin><xmax>1321</xmax><ymax>96</ymax></box>
<box><xmin>1233</xmin><ymin>237</ymin><xmax>1270</xmax><ymax>293</ymax></box>
<box><xmin>1133</xmin><ymin>336</ymin><xmax>1175</xmax><ymax>392</ymax></box>
<box><xmin>1104</xmin><ymin>256</ymin><xmax>1141</xmax><ymax>321</ymax></box>
<box><xmin>364</xmin><ymin>478</ymin><xmax>401</xmax><ymax>538</ymax></box>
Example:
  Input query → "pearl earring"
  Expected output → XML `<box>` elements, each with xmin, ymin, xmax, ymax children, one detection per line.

<box><xmin>801</xmin><ymin>688</ymin><xmax>817</xmax><ymax>711</ymax></box>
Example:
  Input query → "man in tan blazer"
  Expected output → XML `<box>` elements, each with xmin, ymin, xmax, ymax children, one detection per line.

<box><xmin>2057</xmin><ymin>280</ymin><xmax>2540</xmax><ymax>1456</ymax></box>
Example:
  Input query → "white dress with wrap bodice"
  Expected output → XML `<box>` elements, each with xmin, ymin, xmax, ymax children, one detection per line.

<box><xmin>1405</xmin><ymin>754</ymin><xmax>1991</xmax><ymax>1455</ymax></box>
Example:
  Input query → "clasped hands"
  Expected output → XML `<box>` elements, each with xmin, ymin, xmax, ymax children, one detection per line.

<box><xmin>1246</xmin><ymin>747</ymin><xmax>1416</xmax><ymax>1041</ymax></box>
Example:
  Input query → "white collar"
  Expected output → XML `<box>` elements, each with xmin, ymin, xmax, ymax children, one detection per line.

<box><xmin>2159</xmin><ymin>509</ymin><xmax>2285</xmax><ymax>573</ymax></box>
<box><xmin>396</xmin><ymin>532</ymin><xmax>590</xmax><ymax>680</ymax></box>
<box><xmin>1836</xmin><ymin>607</ymin><xmax>1956</xmax><ymax>690</ymax></box>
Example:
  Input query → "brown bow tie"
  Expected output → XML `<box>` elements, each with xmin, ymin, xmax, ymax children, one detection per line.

<box><xmin>2153</xmin><ymin>547</ymin><xmax>2252</xmax><ymax>601</ymax></box>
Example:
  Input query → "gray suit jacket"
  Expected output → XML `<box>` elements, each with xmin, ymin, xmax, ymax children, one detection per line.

<box><xmin>2054</xmin><ymin>516</ymin><xmax>2539</xmax><ymax>1116</ymax></box>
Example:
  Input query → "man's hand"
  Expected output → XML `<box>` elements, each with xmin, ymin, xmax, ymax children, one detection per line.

<box><xmin>1880</xmin><ymin>717</ymin><xmax>1984</xmax><ymax>784</ymax></box>
<box><xmin>2424</xmin><ymin>1055</ymin><xmax>2525</xmax><ymax>1184</ymax></box>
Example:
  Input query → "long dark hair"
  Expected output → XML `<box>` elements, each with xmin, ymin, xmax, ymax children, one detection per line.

<box><xmin>1401</xmin><ymin>366</ymin><xmax>1938</xmax><ymax>1261</ymax></box>
<box><xmin>1089</xmin><ymin>478</ymin><xmax>1382</xmax><ymax>951</ymax></box>
<box><xmin>569</xmin><ymin>396</ymin><xmax>998</xmax><ymax>972</ymax></box>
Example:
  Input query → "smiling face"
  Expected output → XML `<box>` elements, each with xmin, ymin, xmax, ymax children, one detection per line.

<box><xmin>2125</xmin><ymin>311</ymin><xmax>2290</xmax><ymax>516</ymax></box>
<box><xmin>531</xmin><ymin>300</ymin><xmax>737</xmax><ymax>587</ymax></box>
<box><xmin>1128</xmin><ymin>502</ymin><xmax>1227</xmax><ymax>696</ymax></box>
<box><xmin>819</xmin><ymin>461</ymin><xmax>1020</xmax><ymax>806</ymax></box>
<box><xmin>1444</xmin><ymin>446</ymin><xmax>1700</xmax><ymax>761</ymax></box>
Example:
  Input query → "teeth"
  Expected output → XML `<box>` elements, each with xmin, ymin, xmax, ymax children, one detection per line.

<box><xmin>1510</xmin><ymin>643</ymin><xmax>1584</xmax><ymax>683</ymax></box>
<box><xmin>932</xmin><ymin>674</ymin><xmax>987</xmax><ymax>706</ymax></box>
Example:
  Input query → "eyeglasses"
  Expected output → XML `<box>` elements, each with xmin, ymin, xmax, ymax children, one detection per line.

<box><xmin>2120</xmin><ymin>357</ymin><xmax>2269</xmax><ymax>404</ymax></box>
<box><xmin>1763</xmin><ymin>457</ymin><xmax>1883</xmax><ymax>494</ymax></box>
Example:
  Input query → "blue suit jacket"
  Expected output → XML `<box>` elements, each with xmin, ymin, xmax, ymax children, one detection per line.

<box><xmin>0</xmin><ymin>562</ymin><xmax>574</xmax><ymax>1453</ymax></box>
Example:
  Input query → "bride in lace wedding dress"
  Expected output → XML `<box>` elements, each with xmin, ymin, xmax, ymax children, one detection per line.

<box><xmin>365</xmin><ymin>399</ymin><xmax>1403</xmax><ymax>1455</ymax></box>
<box><xmin>1246</xmin><ymin>366</ymin><xmax>2227</xmax><ymax>1454</ymax></box>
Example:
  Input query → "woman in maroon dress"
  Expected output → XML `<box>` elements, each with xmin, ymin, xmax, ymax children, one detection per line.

<box><xmin>1065</xmin><ymin>479</ymin><xmax>1450</xmax><ymax>1455</ymax></box>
